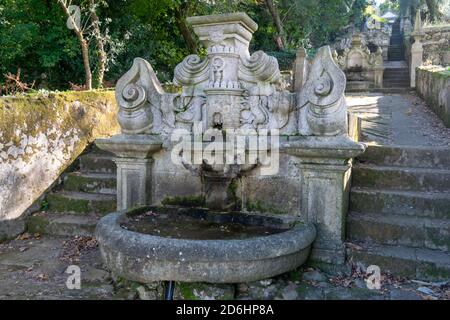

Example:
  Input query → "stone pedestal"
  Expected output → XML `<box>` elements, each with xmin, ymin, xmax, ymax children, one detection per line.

<box><xmin>283</xmin><ymin>136</ymin><xmax>366</xmax><ymax>265</ymax></box>
<box><xmin>410</xmin><ymin>11</ymin><xmax>424</xmax><ymax>88</ymax></box>
<box><xmin>374</xmin><ymin>66</ymin><xmax>384</xmax><ymax>88</ymax></box>
<box><xmin>95</xmin><ymin>134</ymin><xmax>162</xmax><ymax>210</ymax></box>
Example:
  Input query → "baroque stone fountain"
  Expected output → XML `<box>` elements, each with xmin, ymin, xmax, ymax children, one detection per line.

<box><xmin>95</xmin><ymin>13</ymin><xmax>365</xmax><ymax>289</ymax></box>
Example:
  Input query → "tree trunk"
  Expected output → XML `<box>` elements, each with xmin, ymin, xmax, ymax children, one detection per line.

<box><xmin>425</xmin><ymin>0</ymin><xmax>439</xmax><ymax>22</ymax></box>
<box><xmin>58</xmin><ymin>0</ymin><xmax>92</xmax><ymax>90</ymax></box>
<box><xmin>174</xmin><ymin>4</ymin><xmax>198</xmax><ymax>54</ymax></box>
<box><xmin>264</xmin><ymin>0</ymin><xmax>286</xmax><ymax>50</ymax></box>
<box><xmin>90</xmin><ymin>1</ymin><xmax>106</xmax><ymax>88</ymax></box>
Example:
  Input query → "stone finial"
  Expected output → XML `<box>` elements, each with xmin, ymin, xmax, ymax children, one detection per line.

<box><xmin>298</xmin><ymin>46</ymin><xmax>348</xmax><ymax>136</ymax></box>
<box><xmin>115</xmin><ymin>58</ymin><xmax>164</xmax><ymax>134</ymax></box>
<box><xmin>412</xmin><ymin>10</ymin><xmax>424</xmax><ymax>38</ymax></box>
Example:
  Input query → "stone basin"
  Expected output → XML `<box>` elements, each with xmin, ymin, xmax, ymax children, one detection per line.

<box><xmin>95</xmin><ymin>206</ymin><xmax>316</xmax><ymax>283</ymax></box>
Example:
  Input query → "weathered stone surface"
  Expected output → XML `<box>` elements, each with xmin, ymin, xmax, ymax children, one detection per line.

<box><xmin>95</xmin><ymin>207</ymin><xmax>316</xmax><ymax>283</ymax></box>
<box><xmin>0</xmin><ymin>91</ymin><xmax>120</xmax><ymax>221</ymax></box>
<box><xmin>357</xmin><ymin>145</ymin><xmax>450</xmax><ymax>170</ymax></box>
<box><xmin>46</xmin><ymin>191</ymin><xmax>116</xmax><ymax>214</ymax></box>
<box><xmin>350</xmin><ymin>188</ymin><xmax>450</xmax><ymax>220</ymax></box>
<box><xmin>175</xmin><ymin>282</ymin><xmax>235</xmax><ymax>300</ymax></box>
<box><xmin>334</xmin><ymin>34</ymin><xmax>384</xmax><ymax>90</ymax></box>
<box><xmin>302</xmin><ymin>270</ymin><xmax>327</xmax><ymax>282</ymax></box>
<box><xmin>79</xmin><ymin>153</ymin><xmax>116</xmax><ymax>174</ymax></box>
<box><xmin>416</xmin><ymin>66</ymin><xmax>450</xmax><ymax>128</ymax></box>
<box><xmin>353</xmin><ymin>165</ymin><xmax>450</xmax><ymax>192</ymax></box>
<box><xmin>421</xmin><ymin>25</ymin><xmax>450</xmax><ymax>66</ymax></box>
<box><xmin>64</xmin><ymin>172</ymin><xmax>116</xmax><ymax>194</ymax></box>
<box><xmin>27</xmin><ymin>213</ymin><xmax>99</xmax><ymax>237</ymax></box>
<box><xmin>0</xmin><ymin>218</ymin><xmax>26</xmax><ymax>242</ymax></box>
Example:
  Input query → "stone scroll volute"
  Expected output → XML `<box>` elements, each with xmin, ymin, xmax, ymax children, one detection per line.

<box><xmin>297</xmin><ymin>46</ymin><xmax>348</xmax><ymax>136</ymax></box>
<box><xmin>115</xmin><ymin>58</ymin><xmax>165</xmax><ymax>134</ymax></box>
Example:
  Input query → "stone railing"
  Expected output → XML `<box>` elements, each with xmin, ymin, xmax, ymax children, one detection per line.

<box><xmin>0</xmin><ymin>91</ymin><xmax>119</xmax><ymax>240</ymax></box>
<box><xmin>416</xmin><ymin>66</ymin><xmax>450</xmax><ymax>127</ymax></box>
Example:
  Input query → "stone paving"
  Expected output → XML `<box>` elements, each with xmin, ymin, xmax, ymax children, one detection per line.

<box><xmin>0</xmin><ymin>234</ymin><xmax>448</xmax><ymax>300</ymax></box>
<box><xmin>346</xmin><ymin>92</ymin><xmax>450</xmax><ymax>146</ymax></box>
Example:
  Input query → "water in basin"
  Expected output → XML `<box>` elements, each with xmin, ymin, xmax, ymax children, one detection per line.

<box><xmin>120</xmin><ymin>207</ymin><xmax>291</xmax><ymax>240</ymax></box>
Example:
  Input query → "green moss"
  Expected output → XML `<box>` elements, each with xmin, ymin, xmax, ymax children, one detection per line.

<box><xmin>227</xmin><ymin>179</ymin><xmax>242</xmax><ymax>211</ymax></box>
<box><xmin>46</xmin><ymin>194</ymin><xmax>90</xmax><ymax>213</ymax></box>
<box><xmin>46</xmin><ymin>193</ymin><xmax>115</xmax><ymax>214</ymax></box>
<box><xmin>161</xmin><ymin>195</ymin><xmax>206</xmax><ymax>207</ymax></box>
<box><xmin>26</xmin><ymin>215</ymin><xmax>50</xmax><ymax>234</ymax></box>
<box><xmin>177</xmin><ymin>283</ymin><xmax>199</xmax><ymax>300</ymax></box>
<box><xmin>245</xmin><ymin>200</ymin><xmax>284</xmax><ymax>215</ymax></box>
<box><xmin>175</xmin><ymin>282</ymin><xmax>235</xmax><ymax>300</ymax></box>
<box><xmin>64</xmin><ymin>173</ymin><xmax>115</xmax><ymax>193</ymax></box>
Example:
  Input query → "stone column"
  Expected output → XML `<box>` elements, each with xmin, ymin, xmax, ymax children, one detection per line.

<box><xmin>410</xmin><ymin>11</ymin><xmax>424</xmax><ymax>88</ymax></box>
<box><xmin>96</xmin><ymin>134</ymin><xmax>162</xmax><ymax>211</ymax></box>
<box><xmin>292</xmin><ymin>46</ymin><xmax>366</xmax><ymax>267</ymax></box>
<box><xmin>115</xmin><ymin>158</ymin><xmax>153</xmax><ymax>210</ymax></box>
<box><xmin>374</xmin><ymin>66</ymin><xmax>384</xmax><ymax>88</ymax></box>
<box><xmin>294</xmin><ymin>47</ymin><xmax>308</xmax><ymax>92</ymax></box>
<box><xmin>284</xmin><ymin>137</ymin><xmax>365</xmax><ymax>265</ymax></box>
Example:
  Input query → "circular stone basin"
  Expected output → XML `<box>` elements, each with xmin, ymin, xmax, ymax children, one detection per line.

<box><xmin>96</xmin><ymin>206</ymin><xmax>316</xmax><ymax>283</ymax></box>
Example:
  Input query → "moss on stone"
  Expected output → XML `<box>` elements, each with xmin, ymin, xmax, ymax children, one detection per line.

<box><xmin>161</xmin><ymin>195</ymin><xmax>206</xmax><ymax>207</ymax></box>
<box><xmin>46</xmin><ymin>194</ymin><xmax>90</xmax><ymax>213</ymax></box>
<box><xmin>245</xmin><ymin>200</ymin><xmax>285</xmax><ymax>215</ymax></box>
<box><xmin>175</xmin><ymin>282</ymin><xmax>235</xmax><ymax>300</ymax></box>
<box><xmin>26</xmin><ymin>215</ymin><xmax>50</xmax><ymax>234</ymax></box>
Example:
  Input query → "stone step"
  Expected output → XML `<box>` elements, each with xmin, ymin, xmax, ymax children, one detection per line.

<box><xmin>46</xmin><ymin>191</ymin><xmax>116</xmax><ymax>215</ymax></box>
<box><xmin>27</xmin><ymin>212</ymin><xmax>99</xmax><ymax>237</ymax></box>
<box><xmin>347</xmin><ymin>212</ymin><xmax>450</xmax><ymax>251</ymax></box>
<box><xmin>350</xmin><ymin>188</ymin><xmax>450</xmax><ymax>220</ymax></box>
<box><xmin>384</xmin><ymin>72</ymin><xmax>409</xmax><ymax>76</ymax></box>
<box><xmin>352</xmin><ymin>165</ymin><xmax>450</xmax><ymax>192</ymax></box>
<box><xmin>383</xmin><ymin>78</ymin><xmax>411</xmax><ymax>87</ymax></box>
<box><xmin>384</xmin><ymin>73</ymin><xmax>410</xmax><ymax>77</ymax></box>
<box><xmin>383</xmin><ymin>82</ymin><xmax>410</xmax><ymax>88</ymax></box>
<box><xmin>388</xmin><ymin>57</ymin><xmax>404</xmax><ymax>61</ymax></box>
<box><xmin>79</xmin><ymin>154</ymin><xmax>116</xmax><ymax>174</ymax></box>
<box><xmin>383</xmin><ymin>77</ymin><xmax>410</xmax><ymax>83</ymax></box>
<box><xmin>346</xmin><ymin>242</ymin><xmax>450</xmax><ymax>280</ymax></box>
<box><xmin>64</xmin><ymin>172</ymin><xmax>116</xmax><ymax>194</ymax></box>
<box><xmin>357</xmin><ymin>145</ymin><xmax>450</xmax><ymax>169</ymax></box>
<box><xmin>370</xmin><ymin>88</ymin><xmax>412</xmax><ymax>94</ymax></box>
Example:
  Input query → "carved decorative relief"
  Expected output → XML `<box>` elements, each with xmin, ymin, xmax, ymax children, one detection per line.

<box><xmin>114</xmin><ymin>13</ymin><xmax>349</xmax><ymax>138</ymax></box>
<box><xmin>298</xmin><ymin>46</ymin><xmax>348</xmax><ymax>136</ymax></box>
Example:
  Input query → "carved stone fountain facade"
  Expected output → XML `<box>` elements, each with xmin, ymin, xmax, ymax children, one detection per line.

<box><xmin>96</xmin><ymin>13</ymin><xmax>365</xmax><ymax>273</ymax></box>
<box><xmin>333</xmin><ymin>34</ymin><xmax>384</xmax><ymax>92</ymax></box>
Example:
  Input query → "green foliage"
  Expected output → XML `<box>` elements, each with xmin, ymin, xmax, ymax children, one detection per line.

<box><xmin>0</xmin><ymin>0</ymin><xmax>371</xmax><ymax>90</ymax></box>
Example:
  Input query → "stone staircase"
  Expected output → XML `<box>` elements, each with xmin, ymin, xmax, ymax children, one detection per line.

<box><xmin>377</xmin><ymin>19</ymin><xmax>411</xmax><ymax>93</ymax></box>
<box><xmin>383</xmin><ymin>63</ymin><xmax>410</xmax><ymax>92</ymax></box>
<box><xmin>27</xmin><ymin>146</ymin><xmax>117</xmax><ymax>237</ymax></box>
<box><xmin>388</xmin><ymin>20</ymin><xmax>404</xmax><ymax>61</ymax></box>
<box><xmin>347</xmin><ymin>145</ymin><xmax>450</xmax><ymax>280</ymax></box>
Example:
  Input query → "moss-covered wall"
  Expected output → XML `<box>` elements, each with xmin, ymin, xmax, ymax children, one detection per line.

<box><xmin>0</xmin><ymin>90</ymin><xmax>119</xmax><ymax>220</ymax></box>
<box><xmin>416</xmin><ymin>66</ymin><xmax>450</xmax><ymax>127</ymax></box>
<box><xmin>422</xmin><ymin>25</ymin><xmax>450</xmax><ymax>66</ymax></box>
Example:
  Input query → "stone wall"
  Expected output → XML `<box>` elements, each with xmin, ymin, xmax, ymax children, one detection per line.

<box><xmin>422</xmin><ymin>25</ymin><xmax>450</xmax><ymax>66</ymax></box>
<box><xmin>0</xmin><ymin>91</ymin><xmax>119</xmax><ymax>235</ymax></box>
<box><xmin>416</xmin><ymin>66</ymin><xmax>450</xmax><ymax>127</ymax></box>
